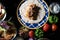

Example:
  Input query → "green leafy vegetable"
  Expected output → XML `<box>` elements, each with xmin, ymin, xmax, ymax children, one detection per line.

<box><xmin>35</xmin><ymin>28</ymin><xmax>44</xmax><ymax>38</ymax></box>
<box><xmin>0</xmin><ymin>26</ymin><xmax>6</xmax><ymax>31</ymax></box>
<box><xmin>48</xmin><ymin>15</ymin><xmax>58</xmax><ymax>24</ymax></box>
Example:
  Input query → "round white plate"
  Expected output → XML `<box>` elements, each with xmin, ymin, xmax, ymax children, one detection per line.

<box><xmin>17</xmin><ymin>0</ymin><xmax>49</xmax><ymax>29</ymax></box>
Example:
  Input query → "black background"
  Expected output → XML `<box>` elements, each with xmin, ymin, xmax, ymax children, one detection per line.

<box><xmin>0</xmin><ymin>0</ymin><xmax>60</xmax><ymax>40</ymax></box>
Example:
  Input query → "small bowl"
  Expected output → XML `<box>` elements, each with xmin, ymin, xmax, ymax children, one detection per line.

<box><xmin>0</xmin><ymin>3</ymin><xmax>6</xmax><ymax>21</ymax></box>
<box><xmin>0</xmin><ymin>21</ymin><xmax>17</xmax><ymax>40</ymax></box>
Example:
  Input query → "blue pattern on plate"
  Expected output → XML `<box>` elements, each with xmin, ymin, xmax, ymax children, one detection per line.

<box><xmin>29</xmin><ymin>25</ymin><xmax>35</xmax><ymax>28</ymax></box>
<box><xmin>17</xmin><ymin>0</ymin><xmax>49</xmax><ymax>28</ymax></box>
<box><xmin>39</xmin><ymin>0</ymin><xmax>43</xmax><ymax>2</ymax></box>
<box><xmin>44</xmin><ymin>8</ymin><xmax>48</xmax><ymax>13</ymax></box>
<box><xmin>46</xmin><ymin>12</ymin><xmax>48</xmax><ymax>17</ymax></box>
<box><xmin>42</xmin><ymin>2</ymin><xmax>48</xmax><ymax>8</ymax></box>
<box><xmin>33</xmin><ymin>23</ymin><xmax>38</xmax><ymax>27</ymax></box>
<box><xmin>25</xmin><ymin>23</ymin><xmax>31</xmax><ymax>26</ymax></box>
<box><xmin>18</xmin><ymin>10</ymin><xmax>22</xmax><ymax>19</ymax></box>
<box><xmin>40</xmin><ymin>21</ymin><xmax>44</xmax><ymax>26</ymax></box>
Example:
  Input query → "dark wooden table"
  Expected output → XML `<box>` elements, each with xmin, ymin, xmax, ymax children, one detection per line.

<box><xmin>0</xmin><ymin>0</ymin><xmax>60</xmax><ymax>40</ymax></box>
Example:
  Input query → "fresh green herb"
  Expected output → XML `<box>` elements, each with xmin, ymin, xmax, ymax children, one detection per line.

<box><xmin>35</xmin><ymin>28</ymin><xmax>44</xmax><ymax>38</ymax></box>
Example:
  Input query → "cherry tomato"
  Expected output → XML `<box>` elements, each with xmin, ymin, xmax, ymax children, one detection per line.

<box><xmin>29</xmin><ymin>30</ymin><xmax>34</xmax><ymax>38</ymax></box>
<box><xmin>52</xmin><ymin>24</ymin><xmax>57</xmax><ymax>31</ymax></box>
<box><xmin>43</xmin><ymin>23</ymin><xmax>50</xmax><ymax>32</ymax></box>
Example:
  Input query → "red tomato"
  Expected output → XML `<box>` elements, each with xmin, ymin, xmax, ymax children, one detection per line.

<box><xmin>43</xmin><ymin>23</ymin><xmax>50</xmax><ymax>32</ymax></box>
<box><xmin>29</xmin><ymin>30</ymin><xmax>34</xmax><ymax>38</ymax></box>
<box><xmin>52</xmin><ymin>24</ymin><xmax>57</xmax><ymax>31</ymax></box>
